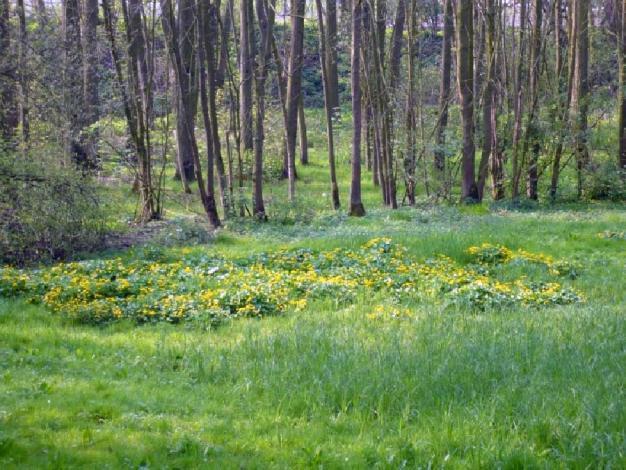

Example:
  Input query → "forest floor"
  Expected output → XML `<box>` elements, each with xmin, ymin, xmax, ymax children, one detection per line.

<box><xmin>1</xmin><ymin>117</ymin><xmax>625</xmax><ymax>467</ymax></box>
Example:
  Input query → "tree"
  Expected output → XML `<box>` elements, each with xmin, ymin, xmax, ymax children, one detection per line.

<box><xmin>573</xmin><ymin>0</ymin><xmax>590</xmax><ymax>197</ymax></box>
<box><xmin>239</xmin><ymin>0</ymin><xmax>254</xmax><ymax>155</ymax></box>
<box><xmin>524</xmin><ymin>0</ymin><xmax>542</xmax><ymax>200</ymax></box>
<box><xmin>0</xmin><ymin>0</ymin><xmax>18</xmax><ymax>144</ymax></box>
<box><xmin>285</xmin><ymin>0</ymin><xmax>305</xmax><ymax>201</ymax></box>
<box><xmin>161</xmin><ymin>0</ymin><xmax>221</xmax><ymax>226</ymax></box>
<box><xmin>349</xmin><ymin>0</ymin><xmax>365</xmax><ymax>216</ymax></box>
<box><xmin>457</xmin><ymin>0</ymin><xmax>478</xmax><ymax>201</ymax></box>
<box><xmin>83</xmin><ymin>0</ymin><xmax>99</xmax><ymax>130</ymax></box>
<box><xmin>64</xmin><ymin>0</ymin><xmax>84</xmax><ymax>162</ymax></box>
<box><xmin>315</xmin><ymin>0</ymin><xmax>340</xmax><ymax>209</ymax></box>
<box><xmin>434</xmin><ymin>0</ymin><xmax>453</xmax><ymax>180</ymax></box>
<box><xmin>252</xmin><ymin>0</ymin><xmax>276</xmax><ymax>219</ymax></box>
<box><xmin>618</xmin><ymin>0</ymin><xmax>626</xmax><ymax>173</ymax></box>
<box><xmin>174</xmin><ymin>0</ymin><xmax>198</xmax><ymax>186</ymax></box>
<box><xmin>326</xmin><ymin>0</ymin><xmax>340</xmax><ymax>112</ymax></box>
<box><xmin>102</xmin><ymin>0</ymin><xmax>158</xmax><ymax>221</ymax></box>
<box><xmin>477</xmin><ymin>0</ymin><xmax>497</xmax><ymax>201</ymax></box>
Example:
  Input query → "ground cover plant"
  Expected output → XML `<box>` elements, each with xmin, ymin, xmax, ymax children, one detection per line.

<box><xmin>1</xmin><ymin>205</ymin><xmax>624</xmax><ymax>468</ymax></box>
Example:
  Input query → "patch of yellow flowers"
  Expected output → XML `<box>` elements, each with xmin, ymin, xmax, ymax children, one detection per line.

<box><xmin>0</xmin><ymin>238</ymin><xmax>583</xmax><ymax>325</ymax></box>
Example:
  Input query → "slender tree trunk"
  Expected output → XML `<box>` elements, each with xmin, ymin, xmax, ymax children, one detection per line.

<box><xmin>524</xmin><ymin>0</ymin><xmax>542</xmax><ymax>200</ymax></box>
<box><xmin>434</xmin><ymin>0</ymin><xmax>453</xmax><ymax>177</ymax></box>
<box><xmin>252</xmin><ymin>0</ymin><xmax>275</xmax><ymax>219</ymax></box>
<box><xmin>174</xmin><ymin>0</ymin><xmax>198</xmax><ymax>185</ymax></box>
<box><xmin>161</xmin><ymin>0</ymin><xmax>220</xmax><ymax>227</ymax></box>
<box><xmin>286</xmin><ymin>0</ymin><xmax>305</xmax><ymax>201</ymax></box>
<box><xmin>0</xmin><ymin>0</ymin><xmax>17</xmax><ymax>144</ymax></box>
<box><xmin>64</xmin><ymin>0</ymin><xmax>84</xmax><ymax>162</ymax></box>
<box><xmin>298</xmin><ymin>94</ymin><xmax>308</xmax><ymax>164</ymax></box>
<box><xmin>457</xmin><ymin>0</ymin><xmax>478</xmax><ymax>201</ymax></box>
<box><xmin>551</xmin><ymin>0</ymin><xmax>566</xmax><ymax>198</ymax></box>
<box><xmin>315</xmin><ymin>0</ymin><xmax>340</xmax><ymax>209</ymax></box>
<box><xmin>239</xmin><ymin>0</ymin><xmax>253</xmax><ymax>154</ymax></box>
<box><xmin>349</xmin><ymin>0</ymin><xmax>366</xmax><ymax>216</ymax></box>
<box><xmin>574</xmin><ymin>0</ymin><xmax>589</xmax><ymax>197</ymax></box>
<box><xmin>477</xmin><ymin>0</ymin><xmax>497</xmax><ymax>201</ymax></box>
<box><xmin>198</xmin><ymin>0</ymin><xmax>222</xmax><ymax>227</ymax></box>
<box><xmin>618</xmin><ymin>0</ymin><xmax>626</xmax><ymax>173</ymax></box>
<box><xmin>511</xmin><ymin>0</ymin><xmax>528</xmax><ymax>198</ymax></box>
<box><xmin>16</xmin><ymin>0</ymin><xmax>29</xmax><ymax>148</ymax></box>
<box><xmin>405</xmin><ymin>0</ymin><xmax>417</xmax><ymax>205</ymax></box>
<box><xmin>326</xmin><ymin>0</ymin><xmax>340</xmax><ymax>112</ymax></box>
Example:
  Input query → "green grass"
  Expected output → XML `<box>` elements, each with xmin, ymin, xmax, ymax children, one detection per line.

<box><xmin>1</xmin><ymin>207</ymin><xmax>625</xmax><ymax>468</ymax></box>
<box><xmin>2</xmin><ymin>108</ymin><xmax>626</xmax><ymax>467</ymax></box>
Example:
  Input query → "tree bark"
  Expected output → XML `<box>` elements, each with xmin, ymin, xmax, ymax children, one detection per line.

<box><xmin>434</xmin><ymin>0</ymin><xmax>453</xmax><ymax>177</ymax></box>
<box><xmin>174</xmin><ymin>0</ymin><xmax>198</xmax><ymax>185</ymax></box>
<box><xmin>315</xmin><ymin>0</ymin><xmax>340</xmax><ymax>209</ymax></box>
<box><xmin>477</xmin><ymin>0</ymin><xmax>497</xmax><ymax>201</ymax></box>
<box><xmin>0</xmin><ymin>0</ymin><xmax>18</xmax><ymax>143</ymax></box>
<box><xmin>286</xmin><ymin>0</ymin><xmax>305</xmax><ymax>201</ymax></box>
<box><xmin>349</xmin><ymin>0</ymin><xmax>365</xmax><ymax>216</ymax></box>
<box><xmin>618</xmin><ymin>0</ymin><xmax>626</xmax><ymax>173</ymax></box>
<box><xmin>239</xmin><ymin>0</ymin><xmax>254</xmax><ymax>154</ymax></box>
<box><xmin>457</xmin><ymin>0</ymin><xmax>478</xmax><ymax>201</ymax></box>
<box><xmin>326</xmin><ymin>0</ymin><xmax>340</xmax><ymax>112</ymax></box>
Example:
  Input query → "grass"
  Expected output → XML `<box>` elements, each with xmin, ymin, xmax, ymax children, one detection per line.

<box><xmin>1</xmin><ymin>207</ymin><xmax>625</xmax><ymax>467</ymax></box>
<box><xmin>1</xmin><ymin>108</ymin><xmax>625</xmax><ymax>467</ymax></box>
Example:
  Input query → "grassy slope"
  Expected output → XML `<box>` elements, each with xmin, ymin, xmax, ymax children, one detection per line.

<box><xmin>1</xmin><ymin>111</ymin><xmax>626</xmax><ymax>467</ymax></box>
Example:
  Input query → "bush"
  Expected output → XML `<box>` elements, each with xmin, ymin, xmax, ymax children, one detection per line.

<box><xmin>0</xmin><ymin>152</ymin><xmax>107</xmax><ymax>265</ymax></box>
<box><xmin>583</xmin><ymin>161</ymin><xmax>626</xmax><ymax>201</ymax></box>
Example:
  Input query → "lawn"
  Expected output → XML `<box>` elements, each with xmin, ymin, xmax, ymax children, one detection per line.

<box><xmin>1</xmin><ymin>201</ymin><xmax>625</xmax><ymax>468</ymax></box>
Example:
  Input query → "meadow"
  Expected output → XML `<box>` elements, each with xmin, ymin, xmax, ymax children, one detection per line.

<box><xmin>1</xmin><ymin>166</ymin><xmax>625</xmax><ymax>467</ymax></box>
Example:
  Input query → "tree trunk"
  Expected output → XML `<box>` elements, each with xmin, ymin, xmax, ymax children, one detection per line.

<box><xmin>239</xmin><ymin>0</ymin><xmax>254</xmax><ymax>154</ymax></box>
<box><xmin>618</xmin><ymin>0</ymin><xmax>626</xmax><ymax>173</ymax></box>
<box><xmin>16</xmin><ymin>0</ymin><xmax>29</xmax><ymax>148</ymax></box>
<box><xmin>0</xmin><ymin>0</ymin><xmax>18</xmax><ymax>143</ymax></box>
<box><xmin>286</xmin><ymin>0</ymin><xmax>305</xmax><ymax>201</ymax></box>
<box><xmin>477</xmin><ymin>0</ymin><xmax>497</xmax><ymax>201</ymax></box>
<box><xmin>64</xmin><ymin>0</ymin><xmax>84</xmax><ymax>162</ymax></box>
<box><xmin>457</xmin><ymin>0</ymin><xmax>478</xmax><ymax>201</ymax></box>
<box><xmin>315</xmin><ymin>0</ymin><xmax>340</xmax><ymax>209</ymax></box>
<box><xmin>198</xmin><ymin>0</ymin><xmax>222</xmax><ymax>227</ymax></box>
<box><xmin>525</xmin><ymin>0</ymin><xmax>542</xmax><ymax>200</ymax></box>
<box><xmin>511</xmin><ymin>0</ymin><xmax>528</xmax><ymax>198</ymax></box>
<box><xmin>174</xmin><ymin>0</ymin><xmax>198</xmax><ymax>185</ymax></box>
<box><xmin>574</xmin><ymin>0</ymin><xmax>589</xmax><ymax>197</ymax></box>
<box><xmin>252</xmin><ymin>0</ymin><xmax>275</xmax><ymax>219</ymax></box>
<box><xmin>326</xmin><ymin>0</ymin><xmax>340</xmax><ymax>112</ymax></box>
<box><xmin>434</xmin><ymin>0</ymin><xmax>453</xmax><ymax>177</ymax></box>
<box><xmin>298</xmin><ymin>94</ymin><xmax>308</xmax><ymax>164</ymax></box>
<box><xmin>349</xmin><ymin>0</ymin><xmax>365</xmax><ymax>216</ymax></box>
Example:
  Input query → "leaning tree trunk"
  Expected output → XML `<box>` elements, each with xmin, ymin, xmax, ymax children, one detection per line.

<box><xmin>457</xmin><ymin>0</ymin><xmax>478</xmax><ymax>201</ymax></box>
<box><xmin>349</xmin><ymin>0</ymin><xmax>365</xmax><ymax>216</ymax></box>
<box><xmin>285</xmin><ymin>0</ymin><xmax>305</xmax><ymax>201</ymax></box>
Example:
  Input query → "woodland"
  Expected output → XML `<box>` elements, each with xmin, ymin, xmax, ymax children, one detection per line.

<box><xmin>0</xmin><ymin>0</ymin><xmax>625</xmax><ymax>467</ymax></box>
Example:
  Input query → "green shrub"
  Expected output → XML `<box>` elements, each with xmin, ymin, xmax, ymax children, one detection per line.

<box><xmin>0</xmin><ymin>152</ymin><xmax>107</xmax><ymax>265</ymax></box>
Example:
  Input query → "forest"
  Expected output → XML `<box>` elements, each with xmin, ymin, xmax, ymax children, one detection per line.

<box><xmin>0</xmin><ymin>0</ymin><xmax>625</xmax><ymax>467</ymax></box>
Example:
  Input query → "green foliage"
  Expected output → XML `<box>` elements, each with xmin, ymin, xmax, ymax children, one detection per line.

<box><xmin>0</xmin><ymin>152</ymin><xmax>107</xmax><ymax>265</ymax></box>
